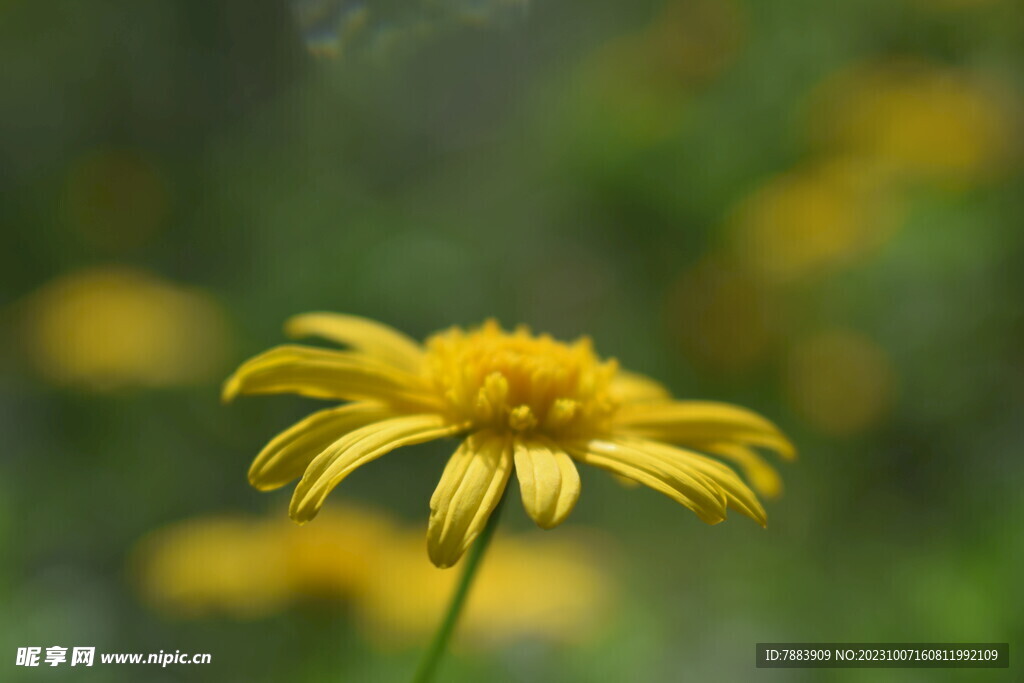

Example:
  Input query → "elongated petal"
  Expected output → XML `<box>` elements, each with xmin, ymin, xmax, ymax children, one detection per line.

<box><xmin>428</xmin><ymin>431</ymin><xmax>513</xmax><ymax>568</ymax></box>
<box><xmin>513</xmin><ymin>436</ymin><xmax>581</xmax><ymax>529</ymax></box>
<box><xmin>290</xmin><ymin>415</ymin><xmax>461</xmax><ymax>523</ymax></box>
<box><xmin>248</xmin><ymin>402</ymin><xmax>396</xmax><ymax>491</ymax></box>
<box><xmin>609</xmin><ymin>370</ymin><xmax>672</xmax><ymax>404</ymax></box>
<box><xmin>614</xmin><ymin>401</ymin><xmax>796</xmax><ymax>459</ymax></box>
<box><xmin>699</xmin><ymin>441</ymin><xmax>783</xmax><ymax>498</ymax></box>
<box><xmin>222</xmin><ymin>345</ymin><xmax>438</xmax><ymax>409</ymax></box>
<box><xmin>562</xmin><ymin>438</ymin><xmax>727</xmax><ymax>524</ymax></box>
<box><xmin>285</xmin><ymin>313</ymin><xmax>425</xmax><ymax>372</ymax></box>
<box><xmin>616</xmin><ymin>437</ymin><xmax>767</xmax><ymax>526</ymax></box>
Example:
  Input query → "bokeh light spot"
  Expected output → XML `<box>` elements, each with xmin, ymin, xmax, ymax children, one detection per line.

<box><xmin>784</xmin><ymin>329</ymin><xmax>896</xmax><ymax>435</ymax></box>
<box><xmin>808</xmin><ymin>62</ymin><xmax>1014</xmax><ymax>189</ymax></box>
<box><xmin>666</xmin><ymin>256</ymin><xmax>777</xmax><ymax>374</ymax></box>
<box><xmin>728</xmin><ymin>158</ymin><xmax>903</xmax><ymax>283</ymax></box>
<box><xmin>22</xmin><ymin>267</ymin><xmax>231</xmax><ymax>391</ymax></box>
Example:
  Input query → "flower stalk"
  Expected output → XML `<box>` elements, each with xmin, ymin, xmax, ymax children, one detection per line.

<box><xmin>411</xmin><ymin>490</ymin><xmax>508</xmax><ymax>683</ymax></box>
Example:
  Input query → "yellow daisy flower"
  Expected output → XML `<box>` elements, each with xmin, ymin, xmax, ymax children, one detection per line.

<box><xmin>223</xmin><ymin>314</ymin><xmax>794</xmax><ymax>568</ymax></box>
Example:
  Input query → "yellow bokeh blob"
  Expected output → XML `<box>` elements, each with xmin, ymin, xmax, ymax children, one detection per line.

<box><xmin>570</xmin><ymin>0</ymin><xmax>746</xmax><ymax>148</ymax></box>
<box><xmin>648</xmin><ymin>0</ymin><xmax>747</xmax><ymax>86</ymax></box>
<box><xmin>728</xmin><ymin>157</ymin><xmax>902</xmax><ymax>282</ymax></box>
<box><xmin>784</xmin><ymin>329</ymin><xmax>896</xmax><ymax>435</ymax></box>
<box><xmin>132</xmin><ymin>505</ymin><xmax>615</xmax><ymax>648</ymax></box>
<box><xmin>132</xmin><ymin>517</ymin><xmax>292</xmax><ymax>619</ymax></box>
<box><xmin>665</xmin><ymin>256</ymin><xmax>777</xmax><ymax>373</ymax></box>
<box><xmin>808</xmin><ymin>62</ymin><xmax>1013</xmax><ymax>188</ymax></box>
<box><xmin>360</xmin><ymin>530</ymin><xmax>614</xmax><ymax>648</ymax></box>
<box><xmin>22</xmin><ymin>267</ymin><xmax>230</xmax><ymax>390</ymax></box>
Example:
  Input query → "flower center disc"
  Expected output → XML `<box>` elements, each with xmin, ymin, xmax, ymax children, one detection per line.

<box><xmin>424</xmin><ymin>320</ymin><xmax>620</xmax><ymax>436</ymax></box>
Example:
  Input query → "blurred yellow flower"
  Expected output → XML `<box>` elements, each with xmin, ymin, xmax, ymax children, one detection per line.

<box><xmin>133</xmin><ymin>516</ymin><xmax>292</xmax><ymax>618</ymax></box>
<box><xmin>281</xmin><ymin>504</ymin><xmax>399</xmax><ymax>597</ymax></box>
<box><xmin>22</xmin><ymin>267</ymin><xmax>230</xmax><ymax>390</ymax></box>
<box><xmin>569</xmin><ymin>0</ymin><xmax>745</xmax><ymax>148</ymax></box>
<box><xmin>665</xmin><ymin>256</ymin><xmax>777</xmax><ymax>376</ymax></box>
<box><xmin>647</xmin><ymin>0</ymin><xmax>747</xmax><ymax>86</ymax></box>
<box><xmin>727</xmin><ymin>157</ymin><xmax>902</xmax><ymax>282</ymax></box>
<box><xmin>784</xmin><ymin>329</ymin><xmax>896</xmax><ymax>435</ymax></box>
<box><xmin>809</xmin><ymin>62</ymin><xmax>1013</xmax><ymax>187</ymax></box>
<box><xmin>224</xmin><ymin>315</ymin><xmax>794</xmax><ymax>567</ymax></box>
<box><xmin>359</xmin><ymin>529</ymin><xmax>613</xmax><ymax>647</ymax></box>
<box><xmin>134</xmin><ymin>506</ymin><xmax>400</xmax><ymax>619</ymax></box>
<box><xmin>133</xmin><ymin>506</ymin><xmax>614</xmax><ymax>646</ymax></box>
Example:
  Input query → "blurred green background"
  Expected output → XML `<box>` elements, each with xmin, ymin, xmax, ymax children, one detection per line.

<box><xmin>2</xmin><ymin>0</ymin><xmax>1022</xmax><ymax>681</ymax></box>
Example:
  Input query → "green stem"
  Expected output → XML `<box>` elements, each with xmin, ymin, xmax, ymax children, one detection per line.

<box><xmin>411</xmin><ymin>492</ymin><xmax>508</xmax><ymax>683</ymax></box>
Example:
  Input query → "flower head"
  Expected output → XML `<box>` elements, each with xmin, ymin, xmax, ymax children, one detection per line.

<box><xmin>133</xmin><ymin>504</ymin><xmax>615</xmax><ymax>646</ymax></box>
<box><xmin>424</xmin><ymin>320</ymin><xmax>619</xmax><ymax>437</ymax></box>
<box><xmin>224</xmin><ymin>314</ymin><xmax>794</xmax><ymax>567</ymax></box>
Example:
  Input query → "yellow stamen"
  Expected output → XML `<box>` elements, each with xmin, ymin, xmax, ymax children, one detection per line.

<box><xmin>424</xmin><ymin>320</ymin><xmax>620</xmax><ymax>437</ymax></box>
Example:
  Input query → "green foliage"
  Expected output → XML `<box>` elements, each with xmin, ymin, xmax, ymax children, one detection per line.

<box><xmin>2</xmin><ymin>0</ymin><xmax>1021</xmax><ymax>680</ymax></box>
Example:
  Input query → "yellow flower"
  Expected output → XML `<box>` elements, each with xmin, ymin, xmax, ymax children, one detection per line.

<box><xmin>665</xmin><ymin>255</ymin><xmax>778</xmax><ymax>376</ymax></box>
<box><xmin>132</xmin><ymin>506</ymin><xmax>401</xmax><ymax>619</ymax></box>
<box><xmin>808</xmin><ymin>61</ymin><xmax>1011</xmax><ymax>188</ymax></box>
<box><xmin>224</xmin><ymin>314</ymin><xmax>794</xmax><ymax>567</ymax></box>
<box><xmin>22</xmin><ymin>267</ymin><xmax>230</xmax><ymax>391</ymax></box>
<box><xmin>133</xmin><ymin>505</ymin><xmax>615</xmax><ymax>646</ymax></box>
<box><xmin>727</xmin><ymin>157</ymin><xmax>902</xmax><ymax>283</ymax></box>
<box><xmin>784</xmin><ymin>329</ymin><xmax>896</xmax><ymax>436</ymax></box>
<box><xmin>132</xmin><ymin>515</ymin><xmax>292</xmax><ymax>618</ymax></box>
<box><xmin>358</xmin><ymin>529</ymin><xmax>614</xmax><ymax>647</ymax></box>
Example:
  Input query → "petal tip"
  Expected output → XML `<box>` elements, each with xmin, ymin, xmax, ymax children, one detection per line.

<box><xmin>777</xmin><ymin>439</ymin><xmax>798</xmax><ymax>461</ymax></box>
<box><xmin>698</xmin><ymin>509</ymin><xmax>727</xmax><ymax>525</ymax></box>
<box><xmin>282</xmin><ymin>314</ymin><xmax>308</xmax><ymax>339</ymax></box>
<box><xmin>288</xmin><ymin>498</ymin><xmax>319</xmax><ymax>525</ymax></box>
<box><xmin>247</xmin><ymin>469</ymin><xmax>284</xmax><ymax>492</ymax></box>
<box><xmin>430</xmin><ymin>557</ymin><xmax>455</xmax><ymax>569</ymax></box>
<box><xmin>220</xmin><ymin>378</ymin><xmax>239</xmax><ymax>403</ymax></box>
<box><xmin>427</xmin><ymin>543</ymin><xmax>459</xmax><ymax>569</ymax></box>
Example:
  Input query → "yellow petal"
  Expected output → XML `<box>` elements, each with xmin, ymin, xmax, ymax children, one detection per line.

<box><xmin>614</xmin><ymin>401</ymin><xmax>796</xmax><ymax>459</ymax></box>
<box><xmin>248</xmin><ymin>402</ymin><xmax>396</xmax><ymax>491</ymax></box>
<box><xmin>616</xmin><ymin>437</ymin><xmax>767</xmax><ymax>526</ymax></box>
<box><xmin>222</xmin><ymin>345</ymin><xmax>438</xmax><ymax>409</ymax></box>
<box><xmin>285</xmin><ymin>313</ymin><xmax>425</xmax><ymax>372</ymax></box>
<box><xmin>562</xmin><ymin>438</ymin><xmax>727</xmax><ymax>525</ymax></box>
<box><xmin>428</xmin><ymin>431</ymin><xmax>513</xmax><ymax>568</ymax></box>
<box><xmin>513</xmin><ymin>436</ymin><xmax>581</xmax><ymax>529</ymax></box>
<box><xmin>700</xmin><ymin>441</ymin><xmax>783</xmax><ymax>498</ymax></box>
<box><xmin>609</xmin><ymin>370</ymin><xmax>672</xmax><ymax>404</ymax></box>
<box><xmin>290</xmin><ymin>415</ymin><xmax>461</xmax><ymax>523</ymax></box>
